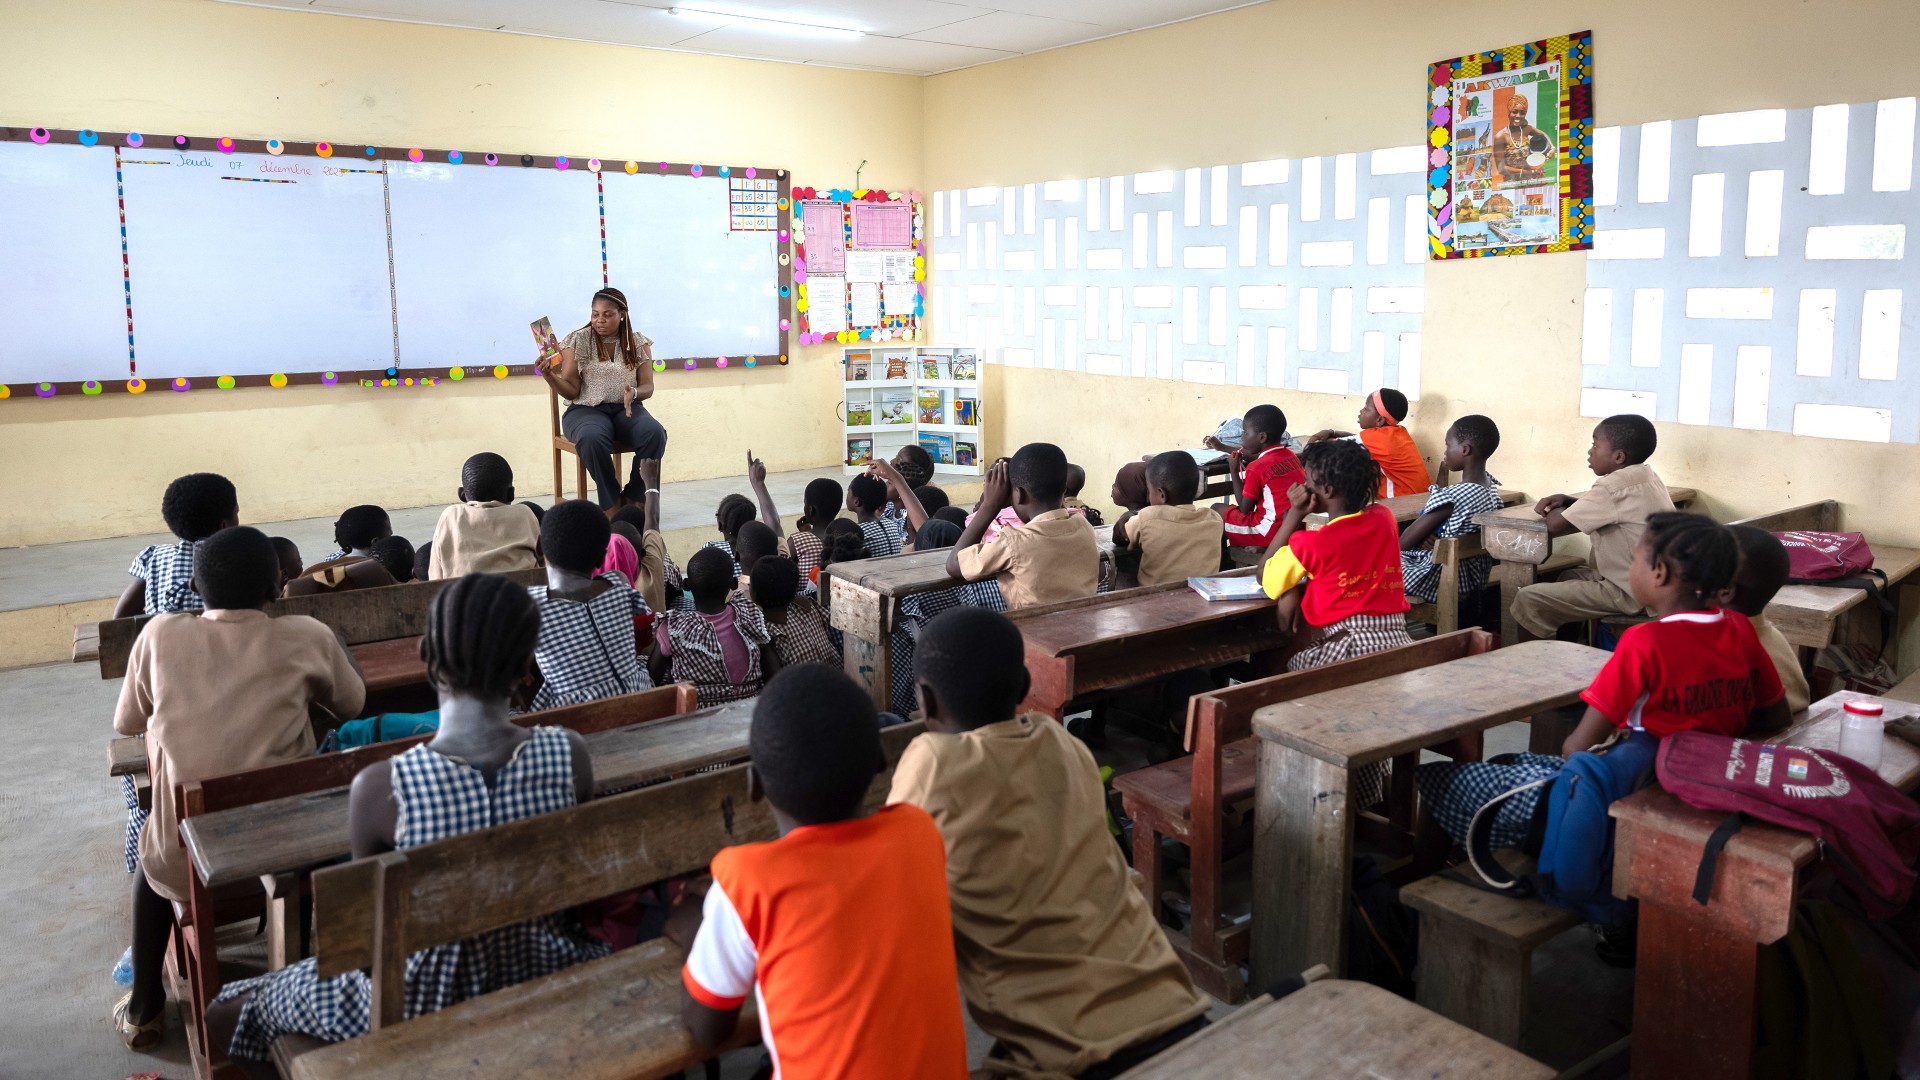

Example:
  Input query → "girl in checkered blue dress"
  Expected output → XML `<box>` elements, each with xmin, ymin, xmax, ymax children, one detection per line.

<box><xmin>1399</xmin><ymin>416</ymin><xmax>1505</xmax><ymax>606</ymax></box>
<box><xmin>526</xmin><ymin>502</ymin><xmax>652</xmax><ymax>712</ymax></box>
<box><xmin>887</xmin><ymin>520</ymin><xmax>1007</xmax><ymax>716</ymax></box>
<box><xmin>208</xmin><ymin>574</ymin><xmax>607</xmax><ymax>1069</ymax></box>
<box><xmin>749</xmin><ymin>556</ymin><xmax>841</xmax><ymax>670</ymax></box>
<box><xmin>650</xmin><ymin>548</ymin><xmax>777</xmax><ymax>706</ymax></box>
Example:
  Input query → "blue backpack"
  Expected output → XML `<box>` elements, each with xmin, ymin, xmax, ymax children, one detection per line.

<box><xmin>1464</xmin><ymin>730</ymin><xmax>1659</xmax><ymax>926</ymax></box>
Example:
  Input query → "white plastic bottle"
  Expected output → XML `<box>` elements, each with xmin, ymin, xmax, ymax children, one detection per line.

<box><xmin>1838</xmin><ymin>700</ymin><xmax>1885</xmax><ymax>772</ymax></box>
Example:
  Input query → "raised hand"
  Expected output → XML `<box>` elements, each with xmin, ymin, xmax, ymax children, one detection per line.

<box><xmin>747</xmin><ymin>450</ymin><xmax>767</xmax><ymax>487</ymax></box>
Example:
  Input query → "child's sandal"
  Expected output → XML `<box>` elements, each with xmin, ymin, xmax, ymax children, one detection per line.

<box><xmin>112</xmin><ymin>991</ymin><xmax>165</xmax><ymax>1051</ymax></box>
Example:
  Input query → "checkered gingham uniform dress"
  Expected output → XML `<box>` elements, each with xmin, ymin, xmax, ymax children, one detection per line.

<box><xmin>1400</xmin><ymin>477</ymin><xmax>1506</xmax><ymax>605</ymax></box>
<box><xmin>661</xmin><ymin>596</ymin><xmax>773</xmax><ymax>706</ymax></box>
<box><xmin>698</xmin><ymin>539</ymin><xmax>746</xmax><ymax>577</ymax></box>
<box><xmin>888</xmin><ymin>580</ymin><xmax>1007</xmax><ymax>716</ymax></box>
<box><xmin>1417</xmin><ymin>752</ymin><xmax>1565</xmax><ymax>849</ymax></box>
<box><xmin>766</xmin><ymin>595</ymin><xmax>841</xmax><ymax>669</ymax></box>
<box><xmin>859</xmin><ymin>516</ymin><xmax>904</xmax><ymax>559</ymax></box>
<box><xmin>787</xmin><ymin>529</ymin><xmax>825</xmax><ymax>588</ymax></box>
<box><xmin>216</xmin><ymin>727</ymin><xmax>609</xmax><ymax>1062</ymax></box>
<box><xmin>527</xmin><ymin>572</ymin><xmax>652</xmax><ymax>713</ymax></box>
<box><xmin>1288</xmin><ymin>612</ymin><xmax>1416</xmax><ymax>809</ymax></box>
<box><xmin>120</xmin><ymin>542</ymin><xmax>204</xmax><ymax>872</ymax></box>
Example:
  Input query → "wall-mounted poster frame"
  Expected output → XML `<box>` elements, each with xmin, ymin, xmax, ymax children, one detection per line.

<box><xmin>792</xmin><ymin>186</ymin><xmax>925</xmax><ymax>345</ymax></box>
<box><xmin>1428</xmin><ymin>31</ymin><xmax>1593</xmax><ymax>259</ymax></box>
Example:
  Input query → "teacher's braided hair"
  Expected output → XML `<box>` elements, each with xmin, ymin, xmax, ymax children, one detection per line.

<box><xmin>420</xmin><ymin>573</ymin><xmax>541</xmax><ymax>700</ymax></box>
<box><xmin>591</xmin><ymin>286</ymin><xmax>646</xmax><ymax>371</ymax></box>
<box><xmin>1642</xmin><ymin>512</ymin><xmax>1739</xmax><ymax>607</ymax></box>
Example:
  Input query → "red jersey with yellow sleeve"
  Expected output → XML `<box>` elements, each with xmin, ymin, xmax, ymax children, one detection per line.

<box><xmin>681</xmin><ymin>803</ymin><xmax>968</xmax><ymax>1080</ymax></box>
<box><xmin>1259</xmin><ymin>504</ymin><xmax>1408</xmax><ymax>626</ymax></box>
<box><xmin>1580</xmin><ymin>608</ymin><xmax>1785</xmax><ymax>738</ymax></box>
<box><xmin>1222</xmin><ymin>446</ymin><xmax>1307</xmax><ymax>548</ymax></box>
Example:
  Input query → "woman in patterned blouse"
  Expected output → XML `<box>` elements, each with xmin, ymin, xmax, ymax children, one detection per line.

<box><xmin>535</xmin><ymin>286</ymin><xmax>669</xmax><ymax>511</ymax></box>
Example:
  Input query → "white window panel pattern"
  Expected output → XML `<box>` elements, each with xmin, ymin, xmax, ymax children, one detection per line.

<box><xmin>1584</xmin><ymin>98</ymin><xmax>1919</xmax><ymax>442</ymax></box>
<box><xmin>930</xmin><ymin>146</ymin><xmax>1425</xmax><ymax>395</ymax></box>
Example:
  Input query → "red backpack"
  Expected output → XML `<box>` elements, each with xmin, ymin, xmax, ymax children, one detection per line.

<box><xmin>1774</xmin><ymin>530</ymin><xmax>1875</xmax><ymax>581</ymax></box>
<box><xmin>1656</xmin><ymin>731</ymin><xmax>1920</xmax><ymax>918</ymax></box>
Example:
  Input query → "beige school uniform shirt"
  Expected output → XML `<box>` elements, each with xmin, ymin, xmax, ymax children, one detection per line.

<box><xmin>429</xmin><ymin>500</ymin><xmax>541</xmax><ymax>579</ymax></box>
<box><xmin>953</xmin><ymin>508</ymin><xmax>1099</xmax><ymax>610</ymax></box>
<box><xmin>113</xmin><ymin>610</ymin><xmax>366</xmax><ymax>902</ymax></box>
<box><xmin>1751</xmin><ymin>612</ymin><xmax>1812</xmax><ymax>715</ymax></box>
<box><xmin>888</xmin><ymin>714</ymin><xmax>1209</xmax><ymax>1078</ymax></box>
<box><xmin>1127</xmin><ymin>504</ymin><xmax>1225</xmax><ymax>587</ymax></box>
<box><xmin>1560</xmin><ymin>463</ymin><xmax>1675</xmax><ymax>596</ymax></box>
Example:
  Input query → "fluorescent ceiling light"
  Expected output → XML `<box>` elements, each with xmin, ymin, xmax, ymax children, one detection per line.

<box><xmin>667</xmin><ymin>6</ymin><xmax>863</xmax><ymax>39</ymax></box>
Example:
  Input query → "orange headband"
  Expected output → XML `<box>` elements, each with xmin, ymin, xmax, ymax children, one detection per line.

<box><xmin>1371</xmin><ymin>390</ymin><xmax>1400</xmax><ymax>427</ymax></box>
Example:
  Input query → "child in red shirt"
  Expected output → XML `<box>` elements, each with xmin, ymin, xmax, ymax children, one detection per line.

<box><xmin>1215</xmin><ymin>404</ymin><xmax>1307</xmax><ymax>550</ymax></box>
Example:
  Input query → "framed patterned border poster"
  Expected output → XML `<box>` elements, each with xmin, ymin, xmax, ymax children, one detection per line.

<box><xmin>1428</xmin><ymin>31</ymin><xmax>1593</xmax><ymax>258</ymax></box>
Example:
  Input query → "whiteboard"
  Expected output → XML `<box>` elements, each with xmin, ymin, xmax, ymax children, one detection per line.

<box><xmin>120</xmin><ymin>151</ymin><xmax>393</xmax><ymax>378</ymax></box>
<box><xmin>388</xmin><ymin>162</ymin><xmax>603</xmax><ymax>368</ymax></box>
<box><xmin>0</xmin><ymin>143</ymin><xmax>133</xmax><ymax>384</ymax></box>
<box><xmin>603</xmin><ymin>173</ymin><xmax>780</xmax><ymax>360</ymax></box>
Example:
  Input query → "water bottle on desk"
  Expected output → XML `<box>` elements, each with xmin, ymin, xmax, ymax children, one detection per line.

<box><xmin>1838</xmin><ymin>700</ymin><xmax>1885</xmax><ymax>772</ymax></box>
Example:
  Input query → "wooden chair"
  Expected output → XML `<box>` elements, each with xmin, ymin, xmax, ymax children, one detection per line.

<box><xmin>550</xmin><ymin>385</ymin><xmax>632</xmax><ymax>503</ymax></box>
<box><xmin>1406</xmin><ymin>534</ymin><xmax>1488</xmax><ymax>636</ymax></box>
<box><xmin>1112</xmin><ymin>629</ymin><xmax>1494</xmax><ymax>1001</ymax></box>
<box><xmin>276</xmin><ymin>720</ymin><xmax>925</xmax><ymax>1080</ymax></box>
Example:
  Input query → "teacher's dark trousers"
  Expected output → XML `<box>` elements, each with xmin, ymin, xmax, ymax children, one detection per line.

<box><xmin>562</xmin><ymin>402</ymin><xmax>668</xmax><ymax>508</ymax></box>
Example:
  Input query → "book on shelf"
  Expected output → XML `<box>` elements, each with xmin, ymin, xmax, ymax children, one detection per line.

<box><xmin>877</xmin><ymin>392</ymin><xmax>914</xmax><ymax>426</ymax></box>
<box><xmin>845</xmin><ymin>403</ymin><xmax>873</xmax><ymax>426</ymax></box>
<box><xmin>884</xmin><ymin>355</ymin><xmax>911</xmax><ymax>380</ymax></box>
<box><xmin>847</xmin><ymin>438</ymin><xmax>873</xmax><ymax>467</ymax></box>
<box><xmin>918</xmin><ymin>432</ymin><xmax>955</xmax><ymax>465</ymax></box>
<box><xmin>953</xmin><ymin>397</ymin><xmax>978</xmax><ymax>426</ymax></box>
<box><xmin>954</xmin><ymin>441</ymin><xmax>977</xmax><ymax>466</ymax></box>
<box><xmin>919</xmin><ymin>354</ymin><xmax>948</xmax><ymax>380</ymax></box>
<box><xmin>1188</xmin><ymin>575</ymin><xmax>1267</xmax><ymax>602</ymax></box>
<box><xmin>949</xmin><ymin>352</ymin><xmax>978</xmax><ymax>380</ymax></box>
<box><xmin>846</xmin><ymin>351</ymin><xmax>871</xmax><ymax>382</ymax></box>
<box><xmin>917</xmin><ymin>389</ymin><xmax>944</xmax><ymax>424</ymax></box>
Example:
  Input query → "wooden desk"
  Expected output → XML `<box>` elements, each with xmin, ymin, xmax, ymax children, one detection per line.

<box><xmin>1307</xmin><ymin>487</ymin><xmax>1525</xmax><ymax>529</ymax></box>
<box><xmin>1474</xmin><ymin>486</ymin><xmax>1697</xmax><ymax>643</ymax></box>
<box><xmin>1119</xmin><ymin>979</ymin><xmax>1553</xmax><ymax>1079</ymax></box>
<box><xmin>1611</xmin><ymin>690</ymin><xmax>1919</xmax><ymax>1079</ymax></box>
<box><xmin>1248</xmin><ymin>640</ymin><xmax>1609</xmax><ymax>986</ymax></box>
<box><xmin>1765</xmin><ymin>545</ymin><xmax>1920</xmax><ymax>649</ymax></box>
<box><xmin>1012</xmin><ymin>574</ymin><xmax>1287</xmax><ymax>720</ymax></box>
<box><xmin>181</xmin><ymin>700</ymin><xmax>755</xmax><ymax>891</ymax></box>
<box><xmin>349</xmin><ymin>636</ymin><xmax>434</xmax><ymax>716</ymax></box>
<box><xmin>826</xmin><ymin>524</ymin><xmax>1114</xmax><ymax>708</ymax></box>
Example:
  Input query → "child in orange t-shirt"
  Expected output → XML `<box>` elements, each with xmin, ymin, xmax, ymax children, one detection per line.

<box><xmin>671</xmin><ymin>664</ymin><xmax>968</xmax><ymax>1080</ymax></box>
<box><xmin>1311</xmin><ymin>387</ymin><xmax>1431</xmax><ymax>499</ymax></box>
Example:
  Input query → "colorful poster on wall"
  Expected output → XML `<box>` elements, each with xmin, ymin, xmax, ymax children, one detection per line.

<box><xmin>1428</xmin><ymin>31</ymin><xmax>1593</xmax><ymax>259</ymax></box>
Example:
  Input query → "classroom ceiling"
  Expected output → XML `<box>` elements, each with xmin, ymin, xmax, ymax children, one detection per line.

<box><xmin>214</xmin><ymin>0</ymin><xmax>1264</xmax><ymax>74</ymax></box>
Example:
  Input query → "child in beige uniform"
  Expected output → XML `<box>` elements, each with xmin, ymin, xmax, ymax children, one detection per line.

<box><xmin>112</xmin><ymin>526</ymin><xmax>366</xmax><ymax>1050</ymax></box>
<box><xmin>889</xmin><ymin>608</ymin><xmax>1209</xmax><ymax>1077</ymax></box>
<box><xmin>1113</xmin><ymin>450</ymin><xmax>1225</xmax><ymax>588</ymax></box>
<box><xmin>428</xmin><ymin>452</ymin><xmax>541</xmax><ymax>579</ymax></box>
<box><xmin>1512</xmin><ymin>414</ymin><xmax>1676</xmax><ymax>638</ymax></box>
<box><xmin>1729</xmin><ymin>525</ymin><xmax>1813</xmax><ymax>714</ymax></box>
<box><xmin>947</xmin><ymin>443</ymin><xmax>1099</xmax><ymax>609</ymax></box>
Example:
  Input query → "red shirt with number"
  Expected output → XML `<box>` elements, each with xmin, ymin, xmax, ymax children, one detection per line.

<box><xmin>1581</xmin><ymin>609</ymin><xmax>1785</xmax><ymax>738</ymax></box>
<box><xmin>1222</xmin><ymin>446</ymin><xmax>1307</xmax><ymax>548</ymax></box>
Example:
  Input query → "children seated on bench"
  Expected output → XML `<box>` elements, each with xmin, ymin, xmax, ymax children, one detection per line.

<box><xmin>703</xmin><ymin>493</ymin><xmax>757</xmax><ymax>577</ymax></box>
<box><xmin>1310</xmin><ymin>387</ymin><xmax>1431</xmax><ymax>499</ymax></box>
<box><xmin>751</xmin><ymin>556</ymin><xmax>840</xmax><ymax>669</ymax></box>
<box><xmin>1112</xmin><ymin>450</ymin><xmax>1225</xmax><ymax>588</ymax></box>
<box><xmin>889</xmin><ymin>608</ymin><xmax>1210</xmax><ymax>1078</ymax></box>
<box><xmin>115</xmin><ymin>471</ymin><xmax>238</xmax><ymax>618</ymax></box>
<box><xmin>286</xmin><ymin>505</ymin><xmax>400</xmax><ymax>595</ymax></box>
<box><xmin>428</xmin><ymin>452</ymin><xmax>540</xmax><ymax>579</ymax></box>
<box><xmin>1218</xmin><ymin>404</ymin><xmax>1307</xmax><ymax>552</ymax></box>
<box><xmin>527</xmin><ymin>500</ymin><xmax>651</xmax><ymax>712</ymax></box>
<box><xmin>1728</xmin><ymin>525</ymin><xmax>1812</xmax><ymax>714</ymax></box>
<box><xmin>949</xmin><ymin>443</ymin><xmax>1099</xmax><ymax>609</ymax></box>
<box><xmin>887</xmin><ymin>519</ymin><xmax>1006</xmax><ymax>716</ymax></box>
<box><xmin>1400</xmin><ymin>414</ymin><xmax>1504</xmax><ymax>605</ymax></box>
<box><xmin>784</xmin><ymin>477</ymin><xmax>844</xmax><ymax>586</ymax></box>
<box><xmin>208</xmin><ymin>574</ymin><xmax>606</xmax><ymax>1076</ymax></box>
<box><xmin>651</xmin><ymin>547</ymin><xmax>776</xmax><ymax>706</ymax></box>
<box><xmin>673</xmin><ymin>663</ymin><xmax>968</xmax><ymax>1079</ymax></box>
<box><xmin>847</xmin><ymin>472</ymin><xmax>905</xmax><ymax>557</ymax></box>
<box><xmin>113</xmin><ymin>526</ymin><xmax>366</xmax><ymax>1050</ymax></box>
<box><xmin>1512</xmin><ymin>414</ymin><xmax>1675</xmax><ymax>640</ymax></box>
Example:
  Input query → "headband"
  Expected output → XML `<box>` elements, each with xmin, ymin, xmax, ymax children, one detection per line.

<box><xmin>1371</xmin><ymin>390</ymin><xmax>1400</xmax><ymax>428</ymax></box>
<box><xmin>593</xmin><ymin>288</ymin><xmax>627</xmax><ymax>311</ymax></box>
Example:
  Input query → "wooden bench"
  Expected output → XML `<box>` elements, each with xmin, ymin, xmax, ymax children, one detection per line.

<box><xmin>1112</xmin><ymin>629</ymin><xmax>1494</xmax><ymax>1001</ymax></box>
<box><xmin>1610</xmin><ymin>690</ymin><xmax>1920</xmax><ymax>1078</ymax></box>
<box><xmin>1249</xmin><ymin>640</ymin><xmax>1610</xmax><ymax>988</ymax></box>
<box><xmin>1400</xmin><ymin>853</ymin><xmax>1582</xmax><ymax>1048</ymax></box>
<box><xmin>277</xmin><ymin>720</ymin><xmax>926</xmax><ymax>1080</ymax></box>
<box><xmin>1730</xmin><ymin>500</ymin><xmax>1920</xmax><ymax>651</ymax></box>
<box><xmin>171</xmin><ymin>684</ymin><xmax>698</xmax><ymax>1080</ymax></box>
<box><xmin>1118</xmin><ymin>978</ymin><xmax>1553</xmax><ymax>1079</ymax></box>
<box><xmin>1406</xmin><ymin>533</ymin><xmax>1490</xmax><ymax>636</ymax></box>
<box><xmin>1887</xmin><ymin>668</ymin><xmax>1920</xmax><ymax>705</ymax></box>
<box><xmin>73</xmin><ymin>620</ymin><xmax>100</xmax><ymax>663</ymax></box>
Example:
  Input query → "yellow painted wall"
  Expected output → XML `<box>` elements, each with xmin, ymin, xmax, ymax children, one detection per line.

<box><xmin>926</xmin><ymin>0</ymin><xmax>1920</xmax><ymax>544</ymax></box>
<box><xmin>0</xmin><ymin>0</ymin><xmax>919</xmax><ymax>547</ymax></box>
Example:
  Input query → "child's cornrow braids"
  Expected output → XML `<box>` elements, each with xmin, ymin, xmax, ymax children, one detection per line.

<box><xmin>1299</xmin><ymin>439</ymin><xmax>1381</xmax><ymax>510</ymax></box>
<box><xmin>716</xmin><ymin>493</ymin><xmax>757</xmax><ymax>541</ymax></box>
<box><xmin>1643</xmin><ymin>512</ymin><xmax>1739</xmax><ymax>605</ymax></box>
<box><xmin>423</xmin><ymin>573</ymin><xmax>541</xmax><ymax>700</ymax></box>
<box><xmin>818</xmin><ymin>520</ymin><xmax>869</xmax><ymax>568</ymax></box>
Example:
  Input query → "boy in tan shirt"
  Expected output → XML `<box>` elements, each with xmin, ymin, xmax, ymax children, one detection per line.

<box><xmin>1113</xmin><ymin>450</ymin><xmax>1226</xmax><ymax>587</ymax></box>
<box><xmin>428</xmin><ymin>452</ymin><xmax>541</xmax><ymax>579</ymax></box>
<box><xmin>1729</xmin><ymin>525</ymin><xmax>1813</xmax><ymax>714</ymax></box>
<box><xmin>112</xmin><ymin>526</ymin><xmax>365</xmax><ymax>1049</ymax></box>
<box><xmin>947</xmin><ymin>443</ymin><xmax>1099</xmax><ymax>609</ymax></box>
<box><xmin>1512</xmin><ymin>414</ymin><xmax>1675</xmax><ymax>638</ymax></box>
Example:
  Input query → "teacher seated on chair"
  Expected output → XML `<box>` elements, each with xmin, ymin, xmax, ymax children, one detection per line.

<box><xmin>536</xmin><ymin>286</ymin><xmax>669</xmax><ymax>511</ymax></box>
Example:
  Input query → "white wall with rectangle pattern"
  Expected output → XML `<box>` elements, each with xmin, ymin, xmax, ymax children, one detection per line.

<box><xmin>1583</xmin><ymin>97</ymin><xmax>1917</xmax><ymax>443</ymax></box>
<box><xmin>928</xmin><ymin>145</ymin><xmax>1428</xmax><ymax>397</ymax></box>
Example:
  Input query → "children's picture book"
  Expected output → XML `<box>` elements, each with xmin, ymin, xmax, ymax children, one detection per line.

<box><xmin>877</xmin><ymin>392</ymin><xmax>913</xmax><ymax>425</ymax></box>
<box><xmin>953</xmin><ymin>397</ymin><xmax>978</xmax><ymax>427</ymax></box>
<box><xmin>847</xmin><ymin>438</ymin><xmax>873</xmax><ymax>467</ymax></box>
<box><xmin>954</xmin><ymin>441</ymin><xmax>977</xmax><ymax>466</ymax></box>
<box><xmin>884</xmin><ymin>355</ymin><xmax>911</xmax><ymax>380</ymax></box>
<box><xmin>1188</xmin><ymin>575</ymin><xmax>1267</xmax><ymax>602</ymax></box>
<box><xmin>950</xmin><ymin>352</ymin><xmax>979</xmax><ymax>380</ymax></box>
<box><xmin>529</xmin><ymin>317</ymin><xmax>561</xmax><ymax>362</ymax></box>
<box><xmin>847</xmin><ymin>351</ymin><xmax>871</xmax><ymax>381</ymax></box>
<box><xmin>919</xmin><ymin>354</ymin><xmax>947</xmax><ymax>380</ymax></box>
<box><xmin>918</xmin><ymin>432</ymin><xmax>955</xmax><ymax>464</ymax></box>
<box><xmin>918</xmin><ymin>389</ymin><xmax>945</xmax><ymax>424</ymax></box>
<box><xmin>845</xmin><ymin>401</ymin><xmax>873</xmax><ymax>426</ymax></box>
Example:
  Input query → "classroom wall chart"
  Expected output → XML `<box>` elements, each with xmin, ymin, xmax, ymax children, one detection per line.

<box><xmin>0</xmin><ymin>126</ymin><xmax>792</xmax><ymax>398</ymax></box>
<box><xmin>929</xmin><ymin>149</ymin><xmax>1427</xmax><ymax>398</ymax></box>
<box><xmin>792</xmin><ymin>189</ymin><xmax>925</xmax><ymax>345</ymax></box>
<box><xmin>1580</xmin><ymin>96</ymin><xmax>1919</xmax><ymax>444</ymax></box>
